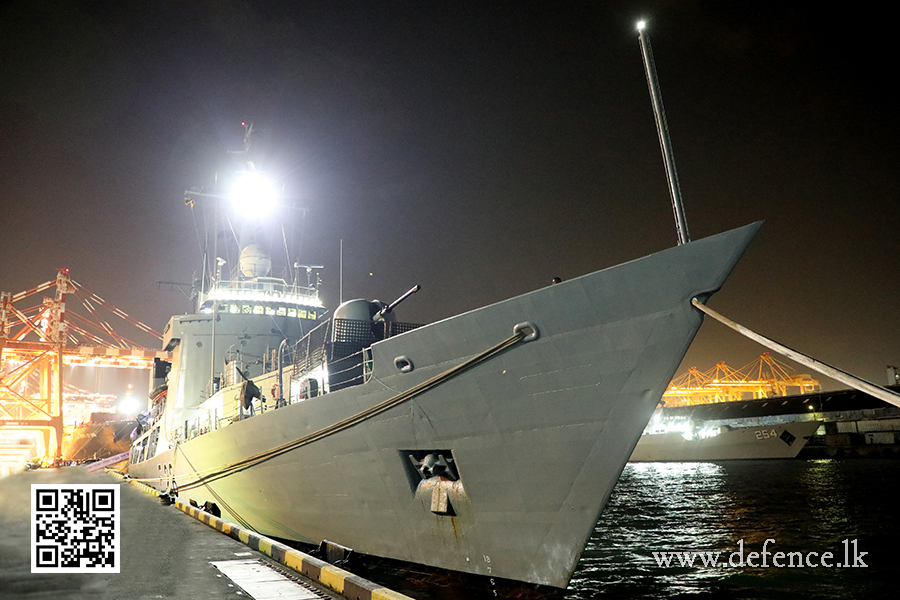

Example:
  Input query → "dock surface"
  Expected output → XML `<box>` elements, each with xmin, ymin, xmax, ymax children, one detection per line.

<box><xmin>0</xmin><ymin>467</ymin><xmax>347</xmax><ymax>600</ymax></box>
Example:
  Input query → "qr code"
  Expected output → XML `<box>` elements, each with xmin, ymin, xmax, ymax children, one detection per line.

<box><xmin>31</xmin><ymin>484</ymin><xmax>120</xmax><ymax>573</ymax></box>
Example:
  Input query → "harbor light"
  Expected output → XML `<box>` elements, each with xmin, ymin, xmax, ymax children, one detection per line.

<box><xmin>119</xmin><ymin>384</ymin><xmax>139</xmax><ymax>414</ymax></box>
<box><xmin>229</xmin><ymin>171</ymin><xmax>279</xmax><ymax>218</ymax></box>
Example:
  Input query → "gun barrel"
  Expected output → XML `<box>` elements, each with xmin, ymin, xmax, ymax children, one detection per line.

<box><xmin>381</xmin><ymin>284</ymin><xmax>421</xmax><ymax>315</ymax></box>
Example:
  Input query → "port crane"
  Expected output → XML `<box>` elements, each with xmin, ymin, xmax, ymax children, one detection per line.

<box><xmin>0</xmin><ymin>269</ymin><xmax>170</xmax><ymax>464</ymax></box>
<box><xmin>663</xmin><ymin>353</ymin><xmax>821</xmax><ymax>406</ymax></box>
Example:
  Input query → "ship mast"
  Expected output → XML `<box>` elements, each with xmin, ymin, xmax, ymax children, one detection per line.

<box><xmin>181</xmin><ymin>123</ymin><xmax>321</xmax><ymax>400</ymax></box>
<box><xmin>637</xmin><ymin>21</ymin><xmax>691</xmax><ymax>246</ymax></box>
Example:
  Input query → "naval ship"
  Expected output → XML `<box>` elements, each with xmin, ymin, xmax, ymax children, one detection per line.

<box><xmin>629</xmin><ymin>418</ymin><xmax>820</xmax><ymax>462</ymax></box>
<box><xmin>130</xmin><ymin>40</ymin><xmax>760</xmax><ymax>583</ymax></box>
<box><xmin>127</xmin><ymin>204</ymin><xmax>760</xmax><ymax>589</ymax></box>
<box><xmin>61</xmin><ymin>413</ymin><xmax>137</xmax><ymax>464</ymax></box>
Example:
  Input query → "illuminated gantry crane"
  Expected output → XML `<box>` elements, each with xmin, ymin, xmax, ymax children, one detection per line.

<box><xmin>0</xmin><ymin>269</ymin><xmax>170</xmax><ymax>463</ymax></box>
<box><xmin>663</xmin><ymin>353</ymin><xmax>821</xmax><ymax>407</ymax></box>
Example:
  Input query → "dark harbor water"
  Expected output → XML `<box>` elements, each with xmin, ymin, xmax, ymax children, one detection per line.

<box><xmin>375</xmin><ymin>459</ymin><xmax>898</xmax><ymax>599</ymax></box>
<box><xmin>567</xmin><ymin>459</ymin><xmax>896</xmax><ymax>599</ymax></box>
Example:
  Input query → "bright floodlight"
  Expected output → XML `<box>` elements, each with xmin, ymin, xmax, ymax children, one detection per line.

<box><xmin>230</xmin><ymin>171</ymin><xmax>279</xmax><ymax>218</ymax></box>
<box><xmin>120</xmin><ymin>391</ymin><xmax>139</xmax><ymax>415</ymax></box>
<box><xmin>636</xmin><ymin>20</ymin><xmax>646</xmax><ymax>31</ymax></box>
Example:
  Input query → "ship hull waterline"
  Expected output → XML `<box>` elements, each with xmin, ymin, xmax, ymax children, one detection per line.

<box><xmin>129</xmin><ymin>223</ymin><xmax>761</xmax><ymax>589</ymax></box>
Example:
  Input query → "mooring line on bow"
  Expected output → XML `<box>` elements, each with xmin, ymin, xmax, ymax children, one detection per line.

<box><xmin>692</xmin><ymin>298</ymin><xmax>900</xmax><ymax>408</ymax></box>
<box><xmin>175</xmin><ymin>444</ymin><xmax>256</xmax><ymax>531</ymax></box>
<box><xmin>167</xmin><ymin>328</ymin><xmax>529</xmax><ymax>492</ymax></box>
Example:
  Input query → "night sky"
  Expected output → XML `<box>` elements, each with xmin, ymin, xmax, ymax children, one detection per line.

<box><xmin>1</xmin><ymin>1</ymin><xmax>897</xmax><ymax>391</ymax></box>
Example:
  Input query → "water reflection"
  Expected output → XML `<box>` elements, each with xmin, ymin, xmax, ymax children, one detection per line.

<box><xmin>340</xmin><ymin>460</ymin><xmax>897</xmax><ymax>599</ymax></box>
<box><xmin>567</xmin><ymin>460</ymin><xmax>897</xmax><ymax>599</ymax></box>
<box><xmin>799</xmin><ymin>460</ymin><xmax>853</xmax><ymax>540</ymax></box>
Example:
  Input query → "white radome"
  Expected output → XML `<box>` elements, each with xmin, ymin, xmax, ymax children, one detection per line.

<box><xmin>239</xmin><ymin>244</ymin><xmax>271</xmax><ymax>278</ymax></box>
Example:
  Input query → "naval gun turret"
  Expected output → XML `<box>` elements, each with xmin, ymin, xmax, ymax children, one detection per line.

<box><xmin>326</xmin><ymin>286</ymin><xmax>421</xmax><ymax>391</ymax></box>
<box><xmin>290</xmin><ymin>286</ymin><xmax>422</xmax><ymax>400</ymax></box>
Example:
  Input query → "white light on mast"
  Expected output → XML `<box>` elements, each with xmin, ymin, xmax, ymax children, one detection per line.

<box><xmin>229</xmin><ymin>171</ymin><xmax>279</xmax><ymax>218</ymax></box>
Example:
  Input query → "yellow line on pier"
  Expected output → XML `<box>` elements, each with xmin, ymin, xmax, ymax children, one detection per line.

<box><xmin>108</xmin><ymin>470</ymin><xmax>414</xmax><ymax>600</ymax></box>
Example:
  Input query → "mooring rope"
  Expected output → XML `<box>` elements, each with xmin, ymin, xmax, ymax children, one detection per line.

<box><xmin>138</xmin><ymin>328</ymin><xmax>528</xmax><ymax>492</ymax></box>
<box><xmin>175</xmin><ymin>446</ymin><xmax>256</xmax><ymax>531</ymax></box>
<box><xmin>692</xmin><ymin>298</ymin><xmax>900</xmax><ymax>409</ymax></box>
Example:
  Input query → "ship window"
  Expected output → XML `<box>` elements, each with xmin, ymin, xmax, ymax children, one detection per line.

<box><xmin>288</xmin><ymin>308</ymin><xmax>297</xmax><ymax>317</ymax></box>
<box><xmin>229</xmin><ymin>305</ymin><xmax>239</xmax><ymax>314</ymax></box>
<box><xmin>308</xmin><ymin>311</ymin><xmax>316</xmax><ymax>320</ymax></box>
<box><xmin>298</xmin><ymin>309</ymin><xmax>307</xmax><ymax>319</ymax></box>
<box><xmin>242</xmin><ymin>305</ymin><xmax>252</xmax><ymax>314</ymax></box>
<box><xmin>265</xmin><ymin>306</ymin><xmax>276</xmax><ymax>316</ymax></box>
<box><xmin>276</xmin><ymin>306</ymin><xmax>287</xmax><ymax>316</ymax></box>
<box><xmin>253</xmin><ymin>305</ymin><xmax>264</xmax><ymax>315</ymax></box>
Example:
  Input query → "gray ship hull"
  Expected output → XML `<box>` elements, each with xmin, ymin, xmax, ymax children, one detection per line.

<box><xmin>629</xmin><ymin>420</ymin><xmax>821</xmax><ymax>462</ymax></box>
<box><xmin>130</xmin><ymin>223</ymin><xmax>760</xmax><ymax>589</ymax></box>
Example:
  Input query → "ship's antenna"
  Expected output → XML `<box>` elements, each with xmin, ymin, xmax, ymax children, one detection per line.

<box><xmin>636</xmin><ymin>20</ymin><xmax>690</xmax><ymax>245</ymax></box>
<box><xmin>241</xmin><ymin>121</ymin><xmax>254</xmax><ymax>159</ymax></box>
<box><xmin>211</xmin><ymin>256</ymin><xmax>226</xmax><ymax>397</ymax></box>
<box><xmin>339</xmin><ymin>239</ymin><xmax>343</xmax><ymax>304</ymax></box>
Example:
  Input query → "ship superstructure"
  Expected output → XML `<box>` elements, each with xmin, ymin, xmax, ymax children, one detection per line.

<box><xmin>144</xmin><ymin>243</ymin><xmax>324</xmax><ymax>453</ymax></box>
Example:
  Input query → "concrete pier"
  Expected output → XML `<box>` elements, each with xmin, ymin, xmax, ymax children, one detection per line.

<box><xmin>0</xmin><ymin>467</ymin><xmax>409</xmax><ymax>600</ymax></box>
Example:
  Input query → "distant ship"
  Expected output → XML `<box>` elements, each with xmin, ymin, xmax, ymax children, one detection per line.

<box><xmin>632</xmin><ymin>382</ymin><xmax>900</xmax><ymax>461</ymax></box>
<box><xmin>61</xmin><ymin>413</ymin><xmax>136</xmax><ymax>463</ymax></box>
<box><xmin>630</xmin><ymin>353</ymin><xmax>824</xmax><ymax>462</ymax></box>
<box><xmin>630</xmin><ymin>418</ymin><xmax>820</xmax><ymax>462</ymax></box>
